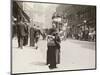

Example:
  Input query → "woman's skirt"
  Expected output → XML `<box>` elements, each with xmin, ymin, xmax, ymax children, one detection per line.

<box><xmin>47</xmin><ymin>46</ymin><xmax>56</xmax><ymax>66</ymax></box>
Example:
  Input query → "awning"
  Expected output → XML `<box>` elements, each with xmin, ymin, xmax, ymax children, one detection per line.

<box><xmin>20</xmin><ymin>8</ymin><xmax>30</xmax><ymax>22</ymax></box>
<box><xmin>13</xmin><ymin>1</ymin><xmax>30</xmax><ymax>22</ymax></box>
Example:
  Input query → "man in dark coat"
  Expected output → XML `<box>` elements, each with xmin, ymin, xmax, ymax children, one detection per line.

<box><xmin>30</xmin><ymin>27</ymin><xmax>35</xmax><ymax>46</ymax></box>
<box><xmin>23</xmin><ymin>23</ymin><xmax>29</xmax><ymax>46</ymax></box>
<box><xmin>16</xmin><ymin>21</ymin><xmax>26</xmax><ymax>49</ymax></box>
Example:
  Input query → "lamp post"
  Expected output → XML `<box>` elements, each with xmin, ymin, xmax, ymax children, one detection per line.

<box><xmin>83</xmin><ymin>20</ymin><xmax>87</xmax><ymax>31</ymax></box>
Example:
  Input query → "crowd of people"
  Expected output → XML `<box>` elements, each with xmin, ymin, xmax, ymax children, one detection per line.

<box><xmin>70</xmin><ymin>29</ymin><xmax>96</xmax><ymax>42</ymax></box>
<box><xmin>58</xmin><ymin>28</ymin><xmax>96</xmax><ymax>42</ymax></box>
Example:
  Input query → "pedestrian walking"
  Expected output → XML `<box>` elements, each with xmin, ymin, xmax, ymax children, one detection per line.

<box><xmin>16</xmin><ymin>21</ymin><xmax>26</xmax><ymax>49</ymax></box>
<box><xmin>34</xmin><ymin>26</ymin><xmax>41</xmax><ymax>49</ymax></box>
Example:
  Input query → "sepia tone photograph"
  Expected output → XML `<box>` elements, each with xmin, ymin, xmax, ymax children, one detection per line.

<box><xmin>12</xmin><ymin>0</ymin><xmax>96</xmax><ymax>74</ymax></box>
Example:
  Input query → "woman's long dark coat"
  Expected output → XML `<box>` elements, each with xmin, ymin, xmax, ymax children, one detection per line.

<box><xmin>47</xmin><ymin>46</ymin><xmax>56</xmax><ymax>67</ymax></box>
<box><xmin>47</xmin><ymin>34</ymin><xmax>61</xmax><ymax>65</ymax></box>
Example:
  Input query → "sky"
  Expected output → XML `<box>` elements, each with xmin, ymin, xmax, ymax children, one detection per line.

<box><xmin>23</xmin><ymin>2</ymin><xmax>59</xmax><ymax>28</ymax></box>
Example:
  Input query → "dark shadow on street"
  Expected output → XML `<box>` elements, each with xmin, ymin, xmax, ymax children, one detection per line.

<box><xmin>30</xmin><ymin>61</ymin><xmax>46</xmax><ymax>66</ymax></box>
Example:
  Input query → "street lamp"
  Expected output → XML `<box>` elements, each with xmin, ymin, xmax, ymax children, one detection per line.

<box><xmin>83</xmin><ymin>20</ymin><xmax>87</xmax><ymax>23</ymax></box>
<box><xmin>83</xmin><ymin>20</ymin><xmax>87</xmax><ymax>31</ymax></box>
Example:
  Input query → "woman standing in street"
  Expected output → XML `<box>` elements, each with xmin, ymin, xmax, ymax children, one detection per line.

<box><xmin>47</xmin><ymin>33</ymin><xmax>57</xmax><ymax>69</ymax></box>
<box><xmin>46</xmin><ymin>27</ymin><xmax>61</xmax><ymax>69</ymax></box>
<box><xmin>46</xmin><ymin>27</ymin><xmax>57</xmax><ymax>69</ymax></box>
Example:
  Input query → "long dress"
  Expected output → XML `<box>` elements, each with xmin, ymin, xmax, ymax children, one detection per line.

<box><xmin>47</xmin><ymin>35</ymin><xmax>57</xmax><ymax>68</ymax></box>
<box><xmin>47</xmin><ymin>46</ymin><xmax>56</xmax><ymax>67</ymax></box>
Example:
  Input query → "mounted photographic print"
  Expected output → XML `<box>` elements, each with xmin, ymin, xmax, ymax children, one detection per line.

<box><xmin>11</xmin><ymin>0</ymin><xmax>96</xmax><ymax>74</ymax></box>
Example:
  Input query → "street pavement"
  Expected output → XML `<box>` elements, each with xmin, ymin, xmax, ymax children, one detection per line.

<box><xmin>12</xmin><ymin>37</ymin><xmax>96</xmax><ymax>74</ymax></box>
